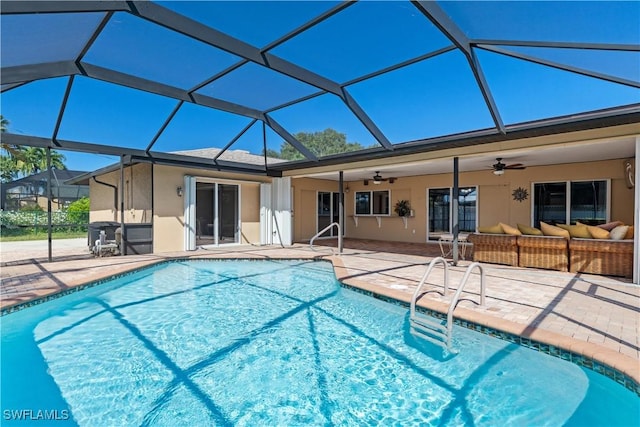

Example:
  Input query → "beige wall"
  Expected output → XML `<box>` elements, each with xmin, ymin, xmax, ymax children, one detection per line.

<box><xmin>89</xmin><ymin>170</ymin><xmax>119</xmax><ymax>223</ymax></box>
<box><xmin>90</xmin><ymin>163</ymin><xmax>269</xmax><ymax>253</ymax></box>
<box><xmin>292</xmin><ymin>158</ymin><xmax>636</xmax><ymax>243</ymax></box>
<box><xmin>153</xmin><ymin>165</ymin><xmax>269</xmax><ymax>253</ymax></box>
<box><xmin>89</xmin><ymin>163</ymin><xmax>152</xmax><ymax>223</ymax></box>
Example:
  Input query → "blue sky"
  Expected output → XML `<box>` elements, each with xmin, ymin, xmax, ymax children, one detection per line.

<box><xmin>1</xmin><ymin>1</ymin><xmax>639</xmax><ymax>173</ymax></box>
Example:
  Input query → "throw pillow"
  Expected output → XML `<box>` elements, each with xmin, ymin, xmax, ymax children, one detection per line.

<box><xmin>517</xmin><ymin>223</ymin><xmax>543</xmax><ymax>235</ymax></box>
<box><xmin>577</xmin><ymin>222</ymin><xmax>610</xmax><ymax>239</ymax></box>
<box><xmin>598</xmin><ymin>220</ymin><xmax>623</xmax><ymax>231</ymax></box>
<box><xmin>556</xmin><ymin>223</ymin><xmax>592</xmax><ymax>239</ymax></box>
<box><xmin>624</xmin><ymin>225</ymin><xmax>634</xmax><ymax>240</ymax></box>
<box><xmin>540</xmin><ymin>221</ymin><xmax>570</xmax><ymax>239</ymax></box>
<box><xmin>499</xmin><ymin>223</ymin><xmax>522</xmax><ymax>236</ymax></box>
<box><xmin>477</xmin><ymin>224</ymin><xmax>504</xmax><ymax>234</ymax></box>
<box><xmin>609</xmin><ymin>225</ymin><xmax>629</xmax><ymax>240</ymax></box>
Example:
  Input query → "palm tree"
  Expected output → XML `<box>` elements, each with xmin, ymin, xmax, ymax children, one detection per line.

<box><xmin>18</xmin><ymin>147</ymin><xmax>66</xmax><ymax>176</ymax></box>
<box><xmin>0</xmin><ymin>115</ymin><xmax>20</xmax><ymax>157</ymax></box>
<box><xmin>0</xmin><ymin>116</ymin><xmax>22</xmax><ymax>183</ymax></box>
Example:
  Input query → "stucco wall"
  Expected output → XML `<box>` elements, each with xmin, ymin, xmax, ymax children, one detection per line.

<box><xmin>88</xmin><ymin>163</ymin><xmax>152</xmax><ymax>223</ymax></box>
<box><xmin>89</xmin><ymin>170</ymin><xmax>118</xmax><ymax>223</ymax></box>
<box><xmin>292</xmin><ymin>158</ymin><xmax>635</xmax><ymax>243</ymax></box>
<box><xmin>89</xmin><ymin>163</ymin><xmax>269</xmax><ymax>253</ymax></box>
<box><xmin>153</xmin><ymin>165</ymin><xmax>268</xmax><ymax>253</ymax></box>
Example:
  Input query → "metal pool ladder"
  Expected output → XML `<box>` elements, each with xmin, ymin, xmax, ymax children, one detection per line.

<box><xmin>409</xmin><ymin>258</ymin><xmax>485</xmax><ymax>353</ymax></box>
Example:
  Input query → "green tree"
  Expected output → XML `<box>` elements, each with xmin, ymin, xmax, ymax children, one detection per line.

<box><xmin>0</xmin><ymin>115</ymin><xmax>23</xmax><ymax>159</ymax></box>
<box><xmin>269</xmin><ymin>128</ymin><xmax>365</xmax><ymax>160</ymax></box>
<box><xmin>0</xmin><ymin>116</ymin><xmax>22</xmax><ymax>183</ymax></box>
<box><xmin>17</xmin><ymin>147</ymin><xmax>67</xmax><ymax>176</ymax></box>
<box><xmin>0</xmin><ymin>155</ymin><xmax>19</xmax><ymax>182</ymax></box>
<box><xmin>66</xmin><ymin>197</ymin><xmax>90</xmax><ymax>223</ymax></box>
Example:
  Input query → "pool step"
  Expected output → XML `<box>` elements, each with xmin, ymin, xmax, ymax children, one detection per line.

<box><xmin>410</xmin><ymin>314</ymin><xmax>448</xmax><ymax>348</ymax></box>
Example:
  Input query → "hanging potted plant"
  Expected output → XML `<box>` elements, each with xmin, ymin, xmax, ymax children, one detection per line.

<box><xmin>394</xmin><ymin>199</ymin><xmax>411</xmax><ymax>217</ymax></box>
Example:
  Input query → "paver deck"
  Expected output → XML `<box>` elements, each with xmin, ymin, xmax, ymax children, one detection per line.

<box><xmin>1</xmin><ymin>238</ymin><xmax>638</xmax><ymax>387</ymax></box>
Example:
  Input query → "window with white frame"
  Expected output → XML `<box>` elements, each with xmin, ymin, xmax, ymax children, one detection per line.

<box><xmin>533</xmin><ymin>180</ymin><xmax>608</xmax><ymax>226</ymax></box>
<box><xmin>355</xmin><ymin>190</ymin><xmax>390</xmax><ymax>215</ymax></box>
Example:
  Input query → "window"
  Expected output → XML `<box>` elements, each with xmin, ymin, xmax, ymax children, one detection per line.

<box><xmin>354</xmin><ymin>190</ymin><xmax>389</xmax><ymax>215</ymax></box>
<box><xmin>428</xmin><ymin>187</ymin><xmax>477</xmax><ymax>238</ymax></box>
<box><xmin>533</xmin><ymin>180</ymin><xmax>608</xmax><ymax>226</ymax></box>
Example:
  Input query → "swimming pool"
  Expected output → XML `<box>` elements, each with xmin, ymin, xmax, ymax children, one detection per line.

<box><xmin>2</xmin><ymin>259</ymin><xmax>638</xmax><ymax>426</ymax></box>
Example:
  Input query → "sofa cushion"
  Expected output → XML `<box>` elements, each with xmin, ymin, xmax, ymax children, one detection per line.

<box><xmin>598</xmin><ymin>220</ymin><xmax>623</xmax><ymax>231</ymax></box>
<box><xmin>556</xmin><ymin>223</ymin><xmax>592</xmax><ymax>238</ymax></box>
<box><xmin>625</xmin><ymin>225</ymin><xmax>634</xmax><ymax>239</ymax></box>
<box><xmin>609</xmin><ymin>225</ymin><xmax>629</xmax><ymax>240</ymax></box>
<box><xmin>517</xmin><ymin>223</ymin><xmax>543</xmax><ymax>235</ymax></box>
<box><xmin>577</xmin><ymin>222</ymin><xmax>610</xmax><ymax>239</ymax></box>
<box><xmin>540</xmin><ymin>221</ymin><xmax>570</xmax><ymax>239</ymax></box>
<box><xmin>478</xmin><ymin>224</ymin><xmax>504</xmax><ymax>234</ymax></box>
<box><xmin>499</xmin><ymin>222</ymin><xmax>522</xmax><ymax>236</ymax></box>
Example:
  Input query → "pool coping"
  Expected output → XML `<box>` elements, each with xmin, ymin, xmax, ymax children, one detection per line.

<box><xmin>329</xmin><ymin>255</ymin><xmax>640</xmax><ymax>396</ymax></box>
<box><xmin>2</xmin><ymin>255</ymin><xmax>639</xmax><ymax>396</ymax></box>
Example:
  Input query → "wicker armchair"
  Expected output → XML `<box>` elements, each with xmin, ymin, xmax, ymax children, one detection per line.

<box><xmin>517</xmin><ymin>235</ymin><xmax>569</xmax><ymax>272</ymax></box>
<box><xmin>569</xmin><ymin>238</ymin><xmax>634</xmax><ymax>278</ymax></box>
<box><xmin>467</xmin><ymin>233</ymin><xmax>518</xmax><ymax>266</ymax></box>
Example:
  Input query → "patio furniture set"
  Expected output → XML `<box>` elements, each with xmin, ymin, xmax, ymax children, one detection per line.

<box><xmin>467</xmin><ymin>223</ymin><xmax>634</xmax><ymax>278</ymax></box>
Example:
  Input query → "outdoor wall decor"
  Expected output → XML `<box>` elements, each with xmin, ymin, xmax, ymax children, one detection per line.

<box><xmin>512</xmin><ymin>187</ymin><xmax>528</xmax><ymax>202</ymax></box>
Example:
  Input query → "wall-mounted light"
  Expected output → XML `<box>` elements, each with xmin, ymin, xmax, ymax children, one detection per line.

<box><xmin>176</xmin><ymin>186</ymin><xmax>183</xmax><ymax>197</ymax></box>
<box><xmin>345</xmin><ymin>186</ymin><xmax>350</xmax><ymax>193</ymax></box>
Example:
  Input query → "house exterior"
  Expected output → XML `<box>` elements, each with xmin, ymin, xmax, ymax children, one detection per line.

<box><xmin>1</xmin><ymin>169</ymin><xmax>89</xmax><ymax>211</ymax></box>
<box><xmin>75</xmin><ymin>123</ymin><xmax>639</xmax><ymax>283</ymax></box>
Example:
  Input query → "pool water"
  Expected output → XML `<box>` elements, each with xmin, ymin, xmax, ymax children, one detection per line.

<box><xmin>1</xmin><ymin>260</ymin><xmax>638</xmax><ymax>426</ymax></box>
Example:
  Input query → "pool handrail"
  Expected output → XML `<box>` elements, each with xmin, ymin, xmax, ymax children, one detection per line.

<box><xmin>310</xmin><ymin>222</ymin><xmax>342</xmax><ymax>255</ymax></box>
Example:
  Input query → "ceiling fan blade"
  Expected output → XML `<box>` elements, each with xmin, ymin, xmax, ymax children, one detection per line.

<box><xmin>388</xmin><ymin>178</ymin><xmax>396</xmax><ymax>184</ymax></box>
<box><xmin>506</xmin><ymin>164</ymin><xmax>526</xmax><ymax>170</ymax></box>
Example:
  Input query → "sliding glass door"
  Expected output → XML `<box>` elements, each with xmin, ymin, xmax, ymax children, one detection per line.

<box><xmin>196</xmin><ymin>182</ymin><xmax>239</xmax><ymax>246</ymax></box>
<box><xmin>317</xmin><ymin>191</ymin><xmax>341</xmax><ymax>237</ymax></box>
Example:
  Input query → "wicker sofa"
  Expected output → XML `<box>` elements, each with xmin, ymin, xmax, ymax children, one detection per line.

<box><xmin>517</xmin><ymin>235</ymin><xmax>569</xmax><ymax>272</ymax></box>
<box><xmin>569</xmin><ymin>238</ymin><xmax>634</xmax><ymax>278</ymax></box>
<box><xmin>467</xmin><ymin>233</ymin><xmax>518</xmax><ymax>266</ymax></box>
<box><xmin>468</xmin><ymin>233</ymin><xmax>633</xmax><ymax>277</ymax></box>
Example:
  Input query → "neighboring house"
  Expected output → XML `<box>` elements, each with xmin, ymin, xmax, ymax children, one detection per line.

<box><xmin>1</xmin><ymin>169</ymin><xmax>90</xmax><ymax>211</ymax></box>
<box><xmin>71</xmin><ymin>125</ymin><xmax>638</xmax><ymax>282</ymax></box>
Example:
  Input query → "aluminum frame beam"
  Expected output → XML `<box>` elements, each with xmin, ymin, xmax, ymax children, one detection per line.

<box><xmin>472</xmin><ymin>39</ymin><xmax>640</xmax><ymax>52</ymax></box>
<box><xmin>411</xmin><ymin>0</ymin><xmax>506</xmax><ymax>134</ymax></box>
<box><xmin>128</xmin><ymin>1</ymin><xmax>392</xmax><ymax>152</ymax></box>
<box><xmin>2</xmin><ymin>61</ymin><xmax>81</xmax><ymax>84</ymax></box>
<box><xmin>0</xmin><ymin>1</ymin><xmax>129</xmax><ymax>14</ymax></box>
<box><xmin>263</xmin><ymin>115</ymin><xmax>319</xmax><ymax>161</ymax></box>
<box><xmin>1</xmin><ymin>133</ymin><xmax>272</xmax><ymax>175</ymax></box>
<box><xmin>478</xmin><ymin>45</ymin><xmax>640</xmax><ymax>89</ymax></box>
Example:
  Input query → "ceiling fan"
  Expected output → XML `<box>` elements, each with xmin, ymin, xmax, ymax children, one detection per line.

<box><xmin>491</xmin><ymin>158</ymin><xmax>526</xmax><ymax>176</ymax></box>
<box><xmin>364</xmin><ymin>171</ymin><xmax>396</xmax><ymax>185</ymax></box>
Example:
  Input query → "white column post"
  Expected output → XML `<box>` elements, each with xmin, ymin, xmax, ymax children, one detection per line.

<box><xmin>634</xmin><ymin>137</ymin><xmax>639</xmax><ymax>284</ymax></box>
